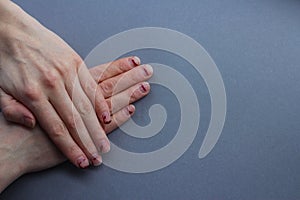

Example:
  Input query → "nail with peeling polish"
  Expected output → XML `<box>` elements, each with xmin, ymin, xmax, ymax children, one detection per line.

<box><xmin>140</xmin><ymin>83</ymin><xmax>149</xmax><ymax>93</ymax></box>
<box><xmin>102</xmin><ymin>111</ymin><xmax>111</xmax><ymax>124</ymax></box>
<box><xmin>127</xmin><ymin>105</ymin><xmax>135</xmax><ymax>116</ymax></box>
<box><xmin>98</xmin><ymin>139</ymin><xmax>110</xmax><ymax>154</ymax></box>
<box><xmin>143</xmin><ymin>64</ymin><xmax>153</xmax><ymax>76</ymax></box>
<box><xmin>131</xmin><ymin>56</ymin><xmax>141</xmax><ymax>66</ymax></box>
<box><xmin>92</xmin><ymin>154</ymin><xmax>102</xmax><ymax>166</ymax></box>
<box><xmin>77</xmin><ymin>156</ymin><xmax>89</xmax><ymax>168</ymax></box>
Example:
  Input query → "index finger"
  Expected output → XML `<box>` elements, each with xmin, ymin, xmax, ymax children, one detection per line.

<box><xmin>89</xmin><ymin>56</ymin><xmax>141</xmax><ymax>83</ymax></box>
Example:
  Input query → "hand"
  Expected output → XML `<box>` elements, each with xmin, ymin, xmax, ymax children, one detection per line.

<box><xmin>0</xmin><ymin>1</ymin><xmax>138</xmax><ymax>168</ymax></box>
<box><xmin>0</xmin><ymin>57</ymin><xmax>152</xmax><ymax>193</ymax></box>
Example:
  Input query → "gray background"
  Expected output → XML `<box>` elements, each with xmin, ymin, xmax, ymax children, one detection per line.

<box><xmin>1</xmin><ymin>0</ymin><xmax>300</xmax><ymax>199</ymax></box>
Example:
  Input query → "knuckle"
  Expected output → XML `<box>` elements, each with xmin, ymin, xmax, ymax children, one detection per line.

<box><xmin>69</xmin><ymin>144</ymin><xmax>80</xmax><ymax>155</ymax></box>
<box><xmin>65</xmin><ymin>115</ymin><xmax>78</xmax><ymax>131</ymax></box>
<box><xmin>22</xmin><ymin>84</ymin><xmax>41</xmax><ymax>101</ymax></box>
<box><xmin>71</xmin><ymin>54</ymin><xmax>84</xmax><ymax>73</ymax></box>
<box><xmin>2</xmin><ymin>107</ymin><xmax>14</xmax><ymax>121</ymax></box>
<box><xmin>100</xmin><ymin>81</ymin><xmax>114</xmax><ymax>97</ymax></box>
<box><xmin>42</xmin><ymin>70</ymin><xmax>60</xmax><ymax>89</ymax></box>
<box><xmin>118</xmin><ymin>59</ymin><xmax>133</xmax><ymax>72</ymax></box>
<box><xmin>130</xmin><ymin>89</ymin><xmax>139</xmax><ymax>101</ymax></box>
<box><xmin>77</xmin><ymin>101</ymin><xmax>93</xmax><ymax>117</ymax></box>
<box><xmin>51</xmin><ymin>122</ymin><xmax>67</xmax><ymax>138</ymax></box>
<box><xmin>55</xmin><ymin>54</ymin><xmax>82</xmax><ymax>78</ymax></box>
<box><xmin>73</xmin><ymin>54</ymin><xmax>83</xmax><ymax>68</ymax></box>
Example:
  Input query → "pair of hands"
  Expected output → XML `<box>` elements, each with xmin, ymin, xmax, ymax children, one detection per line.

<box><xmin>0</xmin><ymin>58</ymin><xmax>152</xmax><ymax>193</ymax></box>
<box><xmin>0</xmin><ymin>1</ymin><xmax>153</xmax><ymax>168</ymax></box>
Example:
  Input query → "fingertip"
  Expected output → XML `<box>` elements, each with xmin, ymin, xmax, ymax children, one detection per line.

<box><xmin>142</xmin><ymin>64</ymin><xmax>153</xmax><ymax>76</ymax></box>
<box><xmin>98</xmin><ymin>138</ymin><xmax>110</xmax><ymax>154</ymax></box>
<box><xmin>126</xmin><ymin>104</ymin><xmax>135</xmax><ymax>116</ymax></box>
<box><xmin>130</xmin><ymin>56</ymin><xmax>141</xmax><ymax>66</ymax></box>
<box><xmin>140</xmin><ymin>82</ymin><xmax>151</xmax><ymax>93</ymax></box>
<box><xmin>102</xmin><ymin>111</ymin><xmax>112</xmax><ymax>124</ymax></box>
<box><xmin>23</xmin><ymin>116</ymin><xmax>36</xmax><ymax>128</ymax></box>
<box><xmin>76</xmin><ymin>156</ymin><xmax>90</xmax><ymax>169</ymax></box>
<box><xmin>91</xmin><ymin>153</ymin><xmax>102</xmax><ymax>166</ymax></box>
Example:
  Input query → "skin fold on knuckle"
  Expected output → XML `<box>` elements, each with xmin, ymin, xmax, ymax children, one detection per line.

<box><xmin>50</xmin><ymin>122</ymin><xmax>67</xmax><ymax>140</ymax></box>
<box><xmin>2</xmin><ymin>106</ymin><xmax>15</xmax><ymax>121</ymax></box>
<box><xmin>100</xmin><ymin>81</ymin><xmax>115</xmax><ymax>97</ymax></box>
<box><xmin>76</xmin><ymin>100</ymin><xmax>94</xmax><ymax>118</ymax></box>
<box><xmin>41</xmin><ymin>69</ymin><xmax>60</xmax><ymax>89</ymax></box>
<box><xmin>129</xmin><ymin>87</ymin><xmax>143</xmax><ymax>102</ymax></box>
<box><xmin>53</xmin><ymin>53</ymin><xmax>80</xmax><ymax>79</ymax></box>
<box><xmin>65</xmin><ymin>115</ymin><xmax>78</xmax><ymax>132</ymax></box>
<box><xmin>22</xmin><ymin>84</ymin><xmax>42</xmax><ymax>102</ymax></box>
<box><xmin>117</xmin><ymin>59</ymin><xmax>133</xmax><ymax>73</ymax></box>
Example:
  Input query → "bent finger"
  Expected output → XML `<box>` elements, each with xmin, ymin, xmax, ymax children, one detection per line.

<box><xmin>104</xmin><ymin>105</ymin><xmax>135</xmax><ymax>133</ymax></box>
<box><xmin>106</xmin><ymin>82</ymin><xmax>150</xmax><ymax>114</ymax></box>
<box><xmin>89</xmin><ymin>56</ymin><xmax>141</xmax><ymax>83</ymax></box>
<box><xmin>99</xmin><ymin>64</ymin><xmax>153</xmax><ymax>98</ymax></box>
<box><xmin>0</xmin><ymin>88</ymin><xmax>36</xmax><ymax>128</ymax></box>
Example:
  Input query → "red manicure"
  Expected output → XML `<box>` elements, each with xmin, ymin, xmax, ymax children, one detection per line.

<box><xmin>130</xmin><ymin>56</ymin><xmax>141</xmax><ymax>66</ymax></box>
<box><xmin>140</xmin><ymin>84</ymin><xmax>147</xmax><ymax>93</ymax></box>
<box><xmin>102</xmin><ymin>111</ymin><xmax>112</xmax><ymax>124</ymax></box>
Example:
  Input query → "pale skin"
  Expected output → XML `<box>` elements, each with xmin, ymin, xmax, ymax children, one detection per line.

<box><xmin>0</xmin><ymin>0</ymin><xmax>143</xmax><ymax>168</ymax></box>
<box><xmin>0</xmin><ymin>57</ymin><xmax>153</xmax><ymax>193</ymax></box>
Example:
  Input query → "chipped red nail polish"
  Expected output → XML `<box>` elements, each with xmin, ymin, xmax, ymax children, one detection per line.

<box><xmin>140</xmin><ymin>84</ymin><xmax>147</xmax><ymax>93</ymax></box>
<box><xmin>77</xmin><ymin>156</ymin><xmax>89</xmax><ymax>168</ymax></box>
<box><xmin>131</xmin><ymin>56</ymin><xmax>141</xmax><ymax>66</ymax></box>
<box><xmin>143</xmin><ymin>64</ymin><xmax>153</xmax><ymax>76</ymax></box>
<box><xmin>92</xmin><ymin>154</ymin><xmax>102</xmax><ymax>166</ymax></box>
<box><xmin>102</xmin><ymin>111</ymin><xmax>111</xmax><ymax>124</ymax></box>
<box><xmin>128</xmin><ymin>107</ymin><xmax>133</xmax><ymax>115</ymax></box>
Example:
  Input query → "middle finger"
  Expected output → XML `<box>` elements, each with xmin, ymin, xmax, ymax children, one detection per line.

<box><xmin>99</xmin><ymin>64</ymin><xmax>153</xmax><ymax>98</ymax></box>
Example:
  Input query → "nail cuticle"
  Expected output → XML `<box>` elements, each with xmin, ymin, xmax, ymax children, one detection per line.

<box><xmin>140</xmin><ymin>84</ymin><xmax>147</xmax><ymax>93</ymax></box>
<box><xmin>131</xmin><ymin>56</ymin><xmax>140</xmax><ymax>66</ymax></box>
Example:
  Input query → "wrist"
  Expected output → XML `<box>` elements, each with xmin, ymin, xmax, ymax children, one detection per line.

<box><xmin>0</xmin><ymin>1</ymin><xmax>31</xmax><ymax>33</ymax></box>
<box><xmin>0</xmin><ymin>118</ymin><xmax>27</xmax><ymax>193</ymax></box>
<box><xmin>0</xmin><ymin>145</ymin><xmax>24</xmax><ymax>193</ymax></box>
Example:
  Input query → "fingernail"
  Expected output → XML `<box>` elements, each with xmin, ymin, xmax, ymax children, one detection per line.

<box><xmin>24</xmin><ymin>116</ymin><xmax>34</xmax><ymax>128</ymax></box>
<box><xmin>140</xmin><ymin>82</ymin><xmax>149</xmax><ymax>93</ymax></box>
<box><xmin>98</xmin><ymin>139</ymin><xmax>110</xmax><ymax>154</ymax></box>
<box><xmin>91</xmin><ymin>153</ymin><xmax>102</xmax><ymax>166</ymax></box>
<box><xmin>126</xmin><ymin>105</ymin><xmax>135</xmax><ymax>116</ymax></box>
<box><xmin>143</xmin><ymin>64</ymin><xmax>153</xmax><ymax>76</ymax></box>
<box><xmin>131</xmin><ymin>56</ymin><xmax>141</xmax><ymax>66</ymax></box>
<box><xmin>77</xmin><ymin>156</ymin><xmax>89</xmax><ymax>168</ymax></box>
<box><xmin>102</xmin><ymin>111</ymin><xmax>112</xmax><ymax>124</ymax></box>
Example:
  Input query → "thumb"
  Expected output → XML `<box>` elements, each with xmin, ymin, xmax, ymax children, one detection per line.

<box><xmin>0</xmin><ymin>88</ymin><xmax>36</xmax><ymax>128</ymax></box>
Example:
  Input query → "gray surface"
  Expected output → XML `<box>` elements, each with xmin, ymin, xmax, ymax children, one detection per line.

<box><xmin>2</xmin><ymin>0</ymin><xmax>300</xmax><ymax>199</ymax></box>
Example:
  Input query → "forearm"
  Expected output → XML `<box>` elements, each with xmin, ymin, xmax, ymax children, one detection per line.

<box><xmin>0</xmin><ymin>115</ymin><xmax>64</xmax><ymax>193</ymax></box>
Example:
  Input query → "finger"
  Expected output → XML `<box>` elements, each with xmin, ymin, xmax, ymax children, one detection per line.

<box><xmin>78</xmin><ymin>63</ymin><xmax>111</xmax><ymax>124</ymax></box>
<box><xmin>71</xmin><ymin>72</ymin><xmax>111</xmax><ymax>154</ymax></box>
<box><xmin>89</xmin><ymin>56</ymin><xmax>141</xmax><ymax>83</ymax></box>
<box><xmin>0</xmin><ymin>88</ymin><xmax>36</xmax><ymax>128</ymax></box>
<box><xmin>49</xmin><ymin>86</ymin><xmax>102</xmax><ymax>167</ymax></box>
<box><xmin>106</xmin><ymin>82</ymin><xmax>150</xmax><ymax>114</ymax></box>
<box><xmin>100</xmin><ymin>64</ymin><xmax>153</xmax><ymax>98</ymax></box>
<box><xmin>104</xmin><ymin>105</ymin><xmax>135</xmax><ymax>133</ymax></box>
<box><xmin>27</xmin><ymin>98</ymin><xmax>90</xmax><ymax>169</ymax></box>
